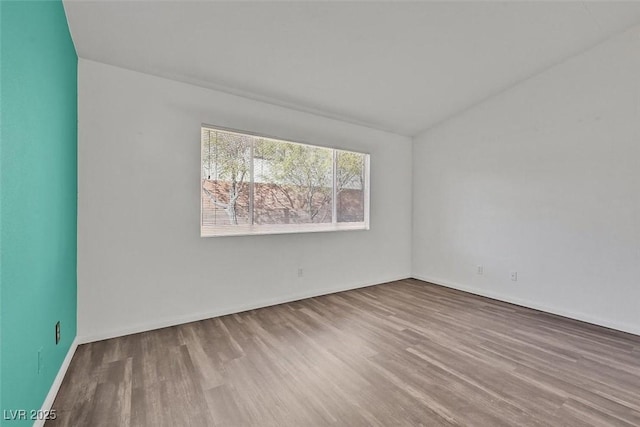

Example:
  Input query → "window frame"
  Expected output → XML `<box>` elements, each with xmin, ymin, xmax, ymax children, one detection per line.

<box><xmin>201</xmin><ymin>124</ymin><xmax>370</xmax><ymax>237</ymax></box>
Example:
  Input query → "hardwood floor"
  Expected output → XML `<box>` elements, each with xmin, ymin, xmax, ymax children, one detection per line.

<box><xmin>49</xmin><ymin>279</ymin><xmax>640</xmax><ymax>426</ymax></box>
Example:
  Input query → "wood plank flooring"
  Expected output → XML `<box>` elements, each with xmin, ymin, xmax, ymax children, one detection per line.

<box><xmin>49</xmin><ymin>279</ymin><xmax>640</xmax><ymax>426</ymax></box>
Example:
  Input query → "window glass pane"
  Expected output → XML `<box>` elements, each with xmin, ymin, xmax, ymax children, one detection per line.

<box><xmin>254</xmin><ymin>139</ymin><xmax>332</xmax><ymax>224</ymax></box>
<box><xmin>336</xmin><ymin>150</ymin><xmax>366</xmax><ymax>223</ymax></box>
<box><xmin>201</xmin><ymin>129</ymin><xmax>251</xmax><ymax>232</ymax></box>
<box><xmin>201</xmin><ymin>126</ymin><xmax>368</xmax><ymax>236</ymax></box>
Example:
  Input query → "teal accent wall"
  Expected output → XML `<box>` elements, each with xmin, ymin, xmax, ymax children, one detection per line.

<box><xmin>0</xmin><ymin>1</ymin><xmax>77</xmax><ymax>425</ymax></box>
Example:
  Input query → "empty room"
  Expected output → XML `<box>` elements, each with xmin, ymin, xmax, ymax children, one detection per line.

<box><xmin>2</xmin><ymin>0</ymin><xmax>640</xmax><ymax>426</ymax></box>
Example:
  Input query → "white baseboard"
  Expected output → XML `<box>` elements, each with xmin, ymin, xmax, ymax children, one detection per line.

<box><xmin>33</xmin><ymin>337</ymin><xmax>79</xmax><ymax>427</ymax></box>
<box><xmin>77</xmin><ymin>275</ymin><xmax>411</xmax><ymax>344</ymax></box>
<box><xmin>412</xmin><ymin>274</ymin><xmax>640</xmax><ymax>337</ymax></box>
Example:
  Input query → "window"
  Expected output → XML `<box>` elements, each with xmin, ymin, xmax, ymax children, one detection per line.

<box><xmin>201</xmin><ymin>126</ymin><xmax>370</xmax><ymax>236</ymax></box>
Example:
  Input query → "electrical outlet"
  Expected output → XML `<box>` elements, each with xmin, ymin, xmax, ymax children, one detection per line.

<box><xmin>297</xmin><ymin>268</ymin><xmax>304</xmax><ymax>277</ymax></box>
<box><xmin>55</xmin><ymin>321</ymin><xmax>61</xmax><ymax>345</ymax></box>
<box><xmin>477</xmin><ymin>265</ymin><xmax>483</xmax><ymax>275</ymax></box>
<box><xmin>510</xmin><ymin>271</ymin><xmax>518</xmax><ymax>281</ymax></box>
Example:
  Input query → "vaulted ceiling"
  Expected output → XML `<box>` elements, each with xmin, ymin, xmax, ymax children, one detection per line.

<box><xmin>64</xmin><ymin>1</ymin><xmax>640</xmax><ymax>136</ymax></box>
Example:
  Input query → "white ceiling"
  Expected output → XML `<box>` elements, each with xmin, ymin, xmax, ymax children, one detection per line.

<box><xmin>64</xmin><ymin>1</ymin><xmax>640</xmax><ymax>136</ymax></box>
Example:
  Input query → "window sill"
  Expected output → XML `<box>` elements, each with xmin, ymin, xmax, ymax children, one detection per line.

<box><xmin>201</xmin><ymin>222</ymin><xmax>369</xmax><ymax>237</ymax></box>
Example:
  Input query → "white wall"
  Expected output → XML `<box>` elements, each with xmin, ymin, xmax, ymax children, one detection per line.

<box><xmin>413</xmin><ymin>26</ymin><xmax>640</xmax><ymax>335</ymax></box>
<box><xmin>78</xmin><ymin>59</ymin><xmax>412</xmax><ymax>342</ymax></box>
